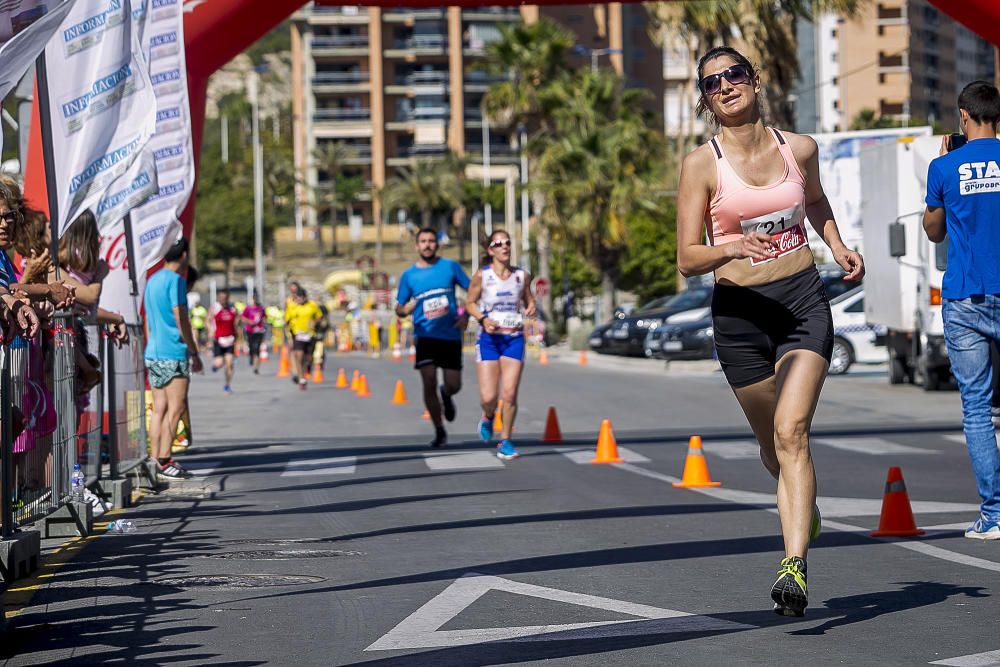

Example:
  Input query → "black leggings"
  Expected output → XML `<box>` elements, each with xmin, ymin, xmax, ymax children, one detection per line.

<box><xmin>712</xmin><ymin>267</ymin><xmax>834</xmax><ymax>388</ymax></box>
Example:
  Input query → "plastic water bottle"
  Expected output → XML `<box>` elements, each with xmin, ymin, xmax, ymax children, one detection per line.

<box><xmin>71</xmin><ymin>464</ymin><xmax>86</xmax><ymax>503</ymax></box>
<box><xmin>106</xmin><ymin>520</ymin><xmax>136</xmax><ymax>534</ymax></box>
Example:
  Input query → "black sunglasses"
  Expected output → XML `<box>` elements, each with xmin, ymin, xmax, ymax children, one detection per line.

<box><xmin>490</xmin><ymin>239</ymin><xmax>511</xmax><ymax>249</ymax></box>
<box><xmin>0</xmin><ymin>211</ymin><xmax>16</xmax><ymax>223</ymax></box>
<box><xmin>698</xmin><ymin>64</ymin><xmax>753</xmax><ymax>96</ymax></box>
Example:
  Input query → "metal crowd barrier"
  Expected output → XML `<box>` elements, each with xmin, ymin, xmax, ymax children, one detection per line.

<box><xmin>105</xmin><ymin>324</ymin><xmax>148</xmax><ymax>477</ymax></box>
<box><xmin>1</xmin><ymin>317</ymin><xmax>149</xmax><ymax>540</ymax></box>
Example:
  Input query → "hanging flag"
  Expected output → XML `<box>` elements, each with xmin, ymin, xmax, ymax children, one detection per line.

<box><xmin>0</xmin><ymin>0</ymin><xmax>78</xmax><ymax>102</ymax></box>
<box><xmin>42</xmin><ymin>0</ymin><xmax>156</xmax><ymax>235</ymax></box>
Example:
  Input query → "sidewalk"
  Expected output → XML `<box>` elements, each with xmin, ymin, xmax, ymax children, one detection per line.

<box><xmin>546</xmin><ymin>343</ymin><xmax>723</xmax><ymax>377</ymax></box>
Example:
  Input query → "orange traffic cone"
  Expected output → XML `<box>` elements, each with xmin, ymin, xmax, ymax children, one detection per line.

<box><xmin>335</xmin><ymin>368</ymin><xmax>348</xmax><ymax>388</ymax></box>
<box><xmin>871</xmin><ymin>467</ymin><xmax>925</xmax><ymax>537</ymax></box>
<box><xmin>493</xmin><ymin>400</ymin><xmax>504</xmax><ymax>433</ymax></box>
<box><xmin>539</xmin><ymin>348</ymin><xmax>549</xmax><ymax>365</ymax></box>
<box><xmin>591</xmin><ymin>419</ymin><xmax>624</xmax><ymax>463</ymax></box>
<box><xmin>578</xmin><ymin>350</ymin><xmax>588</xmax><ymax>366</ymax></box>
<box><xmin>421</xmin><ymin>410</ymin><xmax>431</xmax><ymax>420</ymax></box>
<box><xmin>391</xmin><ymin>380</ymin><xmax>408</xmax><ymax>405</ymax></box>
<box><xmin>313</xmin><ymin>366</ymin><xmax>324</xmax><ymax>384</ymax></box>
<box><xmin>350</xmin><ymin>370</ymin><xmax>361</xmax><ymax>391</ymax></box>
<box><xmin>672</xmin><ymin>436</ymin><xmax>721</xmax><ymax>487</ymax></box>
<box><xmin>277</xmin><ymin>346</ymin><xmax>290</xmax><ymax>378</ymax></box>
<box><xmin>542</xmin><ymin>407</ymin><xmax>562</xmax><ymax>443</ymax></box>
<box><xmin>356</xmin><ymin>374</ymin><xmax>371</xmax><ymax>397</ymax></box>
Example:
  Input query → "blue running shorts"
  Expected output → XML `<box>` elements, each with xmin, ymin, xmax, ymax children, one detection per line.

<box><xmin>476</xmin><ymin>333</ymin><xmax>525</xmax><ymax>362</ymax></box>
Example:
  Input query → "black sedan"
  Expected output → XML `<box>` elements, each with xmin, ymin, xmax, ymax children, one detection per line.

<box><xmin>599</xmin><ymin>286</ymin><xmax>714</xmax><ymax>356</ymax></box>
<box><xmin>645</xmin><ymin>307</ymin><xmax>715</xmax><ymax>360</ymax></box>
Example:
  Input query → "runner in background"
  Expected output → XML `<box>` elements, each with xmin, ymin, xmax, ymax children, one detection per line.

<box><xmin>240</xmin><ymin>291</ymin><xmax>267</xmax><ymax>375</ymax></box>
<box><xmin>285</xmin><ymin>289</ymin><xmax>323</xmax><ymax>390</ymax></box>
<box><xmin>465</xmin><ymin>230</ymin><xmax>536</xmax><ymax>460</ymax></box>
<box><xmin>209</xmin><ymin>289</ymin><xmax>238</xmax><ymax>394</ymax></box>
<box><xmin>313</xmin><ymin>303</ymin><xmax>330</xmax><ymax>379</ymax></box>
<box><xmin>395</xmin><ymin>227</ymin><xmax>470</xmax><ymax>448</ymax></box>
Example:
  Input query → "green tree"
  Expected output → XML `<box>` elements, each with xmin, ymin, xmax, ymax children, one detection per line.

<box><xmin>378</xmin><ymin>156</ymin><xmax>465</xmax><ymax>231</ymax></box>
<box><xmin>534</xmin><ymin>69</ymin><xmax>666</xmax><ymax>309</ymax></box>
<box><xmin>312</xmin><ymin>141</ymin><xmax>359</xmax><ymax>256</ymax></box>
<box><xmin>618</xmin><ymin>198</ymin><xmax>679</xmax><ymax>303</ymax></box>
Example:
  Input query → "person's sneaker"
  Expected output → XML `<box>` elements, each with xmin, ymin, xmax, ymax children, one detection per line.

<box><xmin>496</xmin><ymin>439</ymin><xmax>520</xmax><ymax>460</ymax></box>
<box><xmin>157</xmin><ymin>459</ymin><xmax>193</xmax><ymax>480</ymax></box>
<box><xmin>965</xmin><ymin>516</ymin><xmax>1000</xmax><ymax>540</ymax></box>
<box><xmin>430</xmin><ymin>426</ymin><xmax>447</xmax><ymax>448</ymax></box>
<box><xmin>478</xmin><ymin>416</ymin><xmax>493</xmax><ymax>443</ymax></box>
<box><xmin>810</xmin><ymin>504</ymin><xmax>822</xmax><ymax>542</ymax></box>
<box><xmin>771</xmin><ymin>556</ymin><xmax>808</xmax><ymax>617</ymax></box>
<box><xmin>440</xmin><ymin>385</ymin><xmax>456</xmax><ymax>422</ymax></box>
<box><xmin>223</xmin><ymin>384</ymin><xmax>232</xmax><ymax>394</ymax></box>
<box><xmin>291</xmin><ymin>375</ymin><xmax>299</xmax><ymax>385</ymax></box>
<box><xmin>299</xmin><ymin>379</ymin><xmax>307</xmax><ymax>391</ymax></box>
<box><xmin>253</xmin><ymin>368</ymin><xmax>259</xmax><ymax>375</ymax></box>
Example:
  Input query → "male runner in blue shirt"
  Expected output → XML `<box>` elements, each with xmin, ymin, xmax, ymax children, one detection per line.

<box><xmin>923</xmin><ymin>80</ymin><xmax>1000</xmax><ymax>540</ymax></box>
<box><xmin>396</xmin><ymin>227</ymin><xmax>470</xmax><ymax>447</ymax></box>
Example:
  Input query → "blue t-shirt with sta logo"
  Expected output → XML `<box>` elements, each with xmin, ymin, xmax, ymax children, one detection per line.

<box><xmin>144</xmin><ymin>268</ymin><xmax>188</xmax><ymax>361</ymax></box>
<box><xmin>397</xmin><ymin>258</ymin><xmax>470</xmax><ymax>341</ymax></box>
<box><xmin>926</xmin><ymin>137</ymin><xmax>1000</xmax><ymax>299</ymax></box>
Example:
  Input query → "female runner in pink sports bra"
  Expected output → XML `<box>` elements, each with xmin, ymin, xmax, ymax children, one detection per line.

<box><xmin>676</xmin><ymin>46</ymin><xmax>864</xmax><ymax>618</ymax></box>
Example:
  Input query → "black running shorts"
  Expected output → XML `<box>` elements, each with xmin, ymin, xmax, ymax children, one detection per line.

<box><xmin>415</xmin><ymin>337</ymin><xmax>463</xmax><ymax>371</ymax></box>
<box><xmin>712</xmin><ymin>267</ymin><xmax>834</xmax><ymax>388</ymax></box>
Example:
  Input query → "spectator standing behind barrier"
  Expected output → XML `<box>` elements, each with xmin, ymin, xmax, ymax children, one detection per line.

<box><xmin>144</xmin><ymin>237</ymin><xmax>201</xmax><ymax>480</ymax></box>
<box><xmin>922</xmin><ymin>80</ymin><xmax>1000</xmax><ymax>541</ymax></box>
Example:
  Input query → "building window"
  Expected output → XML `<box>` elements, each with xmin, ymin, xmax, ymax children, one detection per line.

<box><xmin>879</xmin><ymin>73</ymin><xmax>886</xmax><ymax>84</ymax></box>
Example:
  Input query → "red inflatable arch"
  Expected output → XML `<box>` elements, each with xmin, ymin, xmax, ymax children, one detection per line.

<box><xmin>23</xmin><ymin>0</ymin><xmax>1000</xmax><ymax>246</ymax></box>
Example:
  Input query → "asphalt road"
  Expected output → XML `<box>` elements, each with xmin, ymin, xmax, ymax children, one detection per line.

<box><xmin>4</xmin><ymin>351</ymin><xmax>999</xmax><ymax>666</ymax></box>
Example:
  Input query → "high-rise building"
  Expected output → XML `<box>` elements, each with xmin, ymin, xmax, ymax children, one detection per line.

<box><xmin>795</xmin><ymin>0</ymin><xmax>996</xmax><ymax>134</ymax></box>
<box><xmin>290</xmin><ymin>3</ymin><xmax>663</xmax><ymax>233</ymax></box>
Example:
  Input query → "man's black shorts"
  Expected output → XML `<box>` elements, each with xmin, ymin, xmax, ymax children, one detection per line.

<box><xmin>212</xmin><ymin>341</ymin><xmax>235</xmax><ymax>357</ymax></box>
<box><xmin>292</xmin><ymin>337</ymin><xmax>315</xmax><ymax>356</ymax></box>
<box><xmin>415</xmin><ymin>337</ymin><xmax>463</xmax><ymax>371</ymax></box>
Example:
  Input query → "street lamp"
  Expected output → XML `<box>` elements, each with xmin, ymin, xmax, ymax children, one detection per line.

<box><xmin>481</xmin><ymin>101</ymin><xmax>492</xmax><ymax>237</ymax></box>
<box><xmin>572</xmin><ymin>45</ymin><xmax>623</xmax><ymax>74</ymax></box>
<box><xmin>248</xmin><ymin>65</ymin><xmax>267</xmax><ymax>305</ymax></box>
<box><xmin>517</xmin><ymin>123</ymin><xmax>530</xmax><ymax>273</ymax></box>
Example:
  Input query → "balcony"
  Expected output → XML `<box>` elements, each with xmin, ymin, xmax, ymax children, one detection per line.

<box><xmin>466</xmin><ymin>143</ymin><xmax>518</xmax><ymax>157</ymax></box>
<box><xmin>462</xmin><ymin>7</ymin><xmax>521</xmax><ymax>21</ymax></box>
<box><xmin>314</xmin><ymin>108</ymin><xmax>370</xmax><ymax>121</ymax></box>
<box><xmin>386</xmin><ymin>106</ymin><xmax>449</xmax><ymax>130</ymax></box>
<box><xmin>385</xmin><ymin>70</ymin><xmax>449</xmax><ymax>95</ymax></box>
<box><xmin>311</xmin><ymin>34</ymin><xmax>369</xmax><ymax>56</ymax></box>
<box><xmin>385</xmin><ymin>35</ymin><xmax>448</xmax><ymax>58</ymax></box>
<box><xmin>309</xmin><ymin>5</ymin><xmax>368</xmax><ymax>25</ymax></box>
<box><xmin>383</xmin><ymin>7</ymin><xmax>446</xmax><ymax>23</ymax></box>
<box><xmin>463</xmin><ymin>71</ymin><xmax>506</xmax><ymax>92</ymax></box>
<box><xmin>387</xmin><ymin>143</ymin><xmax>450</xmax><ymax>165</ymax></box>
<box><xmin>312</xmin><ymin>71</ymin><xmax>370</xmax><ymax>93</ymax></box>
<box><xmin>878</xmin><ymin>52</ymin><xmax>908</xmax><ymax>73</ymax></box>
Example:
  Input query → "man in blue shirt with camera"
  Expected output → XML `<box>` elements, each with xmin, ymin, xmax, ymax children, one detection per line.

<box><xmin>923</xmin><ymin>80</ymin><xmax>1000</xmax><ymax>540</ymax></box>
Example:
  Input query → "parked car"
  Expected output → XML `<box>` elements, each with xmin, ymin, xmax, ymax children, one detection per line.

<box><xmin>587</xmin><ymin>307</ymin><xmax>630</xmax><ymax>354</ymax></box>
<box><xmin>602</xmin><ymin>286</ymin><xmax>714</xmax><ymax>356</ymax></box>
<box><xmin>829</xmin><ymin>286</ymin><xmax>886</xmax><ymax>375</ymax></box>
<box><xmin>645</xmin><ymin>306</ymin><xmax>715</xmax><ymax>360</ymax></box>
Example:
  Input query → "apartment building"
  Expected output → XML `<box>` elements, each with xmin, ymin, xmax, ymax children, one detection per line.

<box><xmin>290</xmin><ymin>2</ymin><xmax>663</xmax><ymax>230</ymax></box>
<box><xmin>796</xmin><ymin>0</ymin><xmax>996</xmax><ymax>133</ymax></box>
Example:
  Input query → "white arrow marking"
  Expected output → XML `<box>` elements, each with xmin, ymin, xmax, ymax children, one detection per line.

<box><xmin>929</xmin><ymin>648</ymin><xmax>1000</xmax><ymax>665</ymax></box>
<box><xmin>366</xmin><ymin>574</ymin><xmax>752</xmax><ymax>651</ymax></box>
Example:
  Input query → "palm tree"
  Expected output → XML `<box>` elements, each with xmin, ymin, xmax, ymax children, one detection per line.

<box><xmin>647</xmin><ymin>0</ymin><xmax>867</xmax><ymax>129</ymax></box>
<box><xmin>312</xmin><ymin>141</ymin><xmax>358</xmax><ymax>256</ymax></box>
<box><xmin>534</xmin><ymin>69</ymin><xmax>666</xmax><ymax>309</ymax></box>
<box><xmin>378</xmin><ymin>156</ymin><xmax>465</xmax><ymax>238</ymax></box>
<box><xmin>478</xmin><ymin>19</ymin><xmax>576</xmax><ymax>318</ymax></box>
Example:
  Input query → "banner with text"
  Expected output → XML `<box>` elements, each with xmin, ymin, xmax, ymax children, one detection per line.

<box><xmin>0</xmin><ymin>1</ymin><xmax>78</xmax><ymax>115</ymax></box>
<box><xmin>43</xmin><ymin>0</ymin><xmax>157</xmax><ymax>235</ymax></box>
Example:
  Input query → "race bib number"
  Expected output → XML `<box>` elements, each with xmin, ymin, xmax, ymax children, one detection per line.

<box><xmin>740</xmin><ymin>204</ymin><xmax>808</xmax><ymax>266</ymax></box>
<box><xmin>218</xmin><ymin>335</ymin><xmax>236</xmax><ymax>347</ymax></box>
<box><xmin>423</xmin><ymin>295</ymin><xmax>449</xmax><ymax>321</ymax></box>
<box><xmin>294</xmin><ymin>333</ymin><xmax>313</xmax><ymax>342</ymax></box>
<box><xmin>491</xmin><ymin>311</ymin><xmax>523</xmax><ymax>330</ymax></box>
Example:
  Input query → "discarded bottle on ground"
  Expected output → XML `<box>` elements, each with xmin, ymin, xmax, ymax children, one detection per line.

<box><xmin>71</xmin><ymin>464</ymin><xmax>86</xmax><ymax>503</ymax></box>
<box><xmin>106</xmin><ymin>520</ymin><xmax>136</xmax><ymax>534</ymax></box>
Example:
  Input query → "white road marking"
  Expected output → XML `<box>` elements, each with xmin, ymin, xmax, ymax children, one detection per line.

<box><xmin>814</xmin><ymin>437</ymin><xmax>933</xmax><ymax>455</ymax></box>
<box><xmin>945</xmin><ymin>433</ymin><xmax>999</xmax><ymax>448</ymax></box>
<box><xmin>557</xmin><ymin>447</ymin><xmax>650</xmax><ymax>464</ymax></box>
<box><xmin>186</xmin><ymin>461</ymin><xmax>221</xmax><ymax>476</ymax></box>
<box><xmin>280</xmin><ymin>456</ymin><xmax>357</xmax><ymax>477</ymax></box>
<box><xmin>613</xmin><ymin>463</ymin><xmax>999</xmax><ymax>574</ymax></box>
<box><xmin>423</xmin><ymin>452</ymin><xmax>505</xmax><ymax>471</ymax></box>
<box><xmin>922</xmin><ymin>522</ymin><xmax>972</xmax><ymax>532</ymax></box>
<box><xmin>930</xmin><ymin>648</ymin><xmax>1000</xmax><ymax>666</ymax></box>
<box><xmin>366</xmin><ymin>573</ymin><xmax>752</xmax><ymax>651</ymax></box>
<box><xmin>704</xmin><ymin>440</ymin><xmax>761</xmax><ymax>460</ymax></box>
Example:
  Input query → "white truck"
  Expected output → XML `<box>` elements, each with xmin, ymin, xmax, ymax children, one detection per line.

<box><xmin>861</xmin><ymin>134</ymin><xmax>952</xmax><ymax>390</ymax></box>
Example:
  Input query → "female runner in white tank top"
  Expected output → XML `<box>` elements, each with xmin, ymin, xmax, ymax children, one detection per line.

<box><xmin>465</xmin><ymin>230</ymin><xmax>537</xmax><ymax>460</ymax></box>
